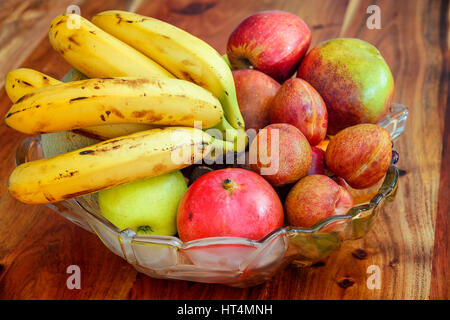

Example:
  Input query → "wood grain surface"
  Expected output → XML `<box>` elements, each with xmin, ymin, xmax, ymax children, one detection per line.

<box><xmin>0</xmin><ymin>0</ymin><xmax>448</xmax><ymax>300</ymax></box>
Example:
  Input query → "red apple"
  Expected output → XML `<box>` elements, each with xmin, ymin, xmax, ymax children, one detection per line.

<box><xmin>270</xmin><ymin>78</ymin><xmax>328</xmax><ymax>146</ymax></box>
<box><xmin>233</xmin><ymin>69</ymin><xmax>280</xmax><ymax>131</ymax></box>
<box><xmin>307</xmin><ymin>147</ymin><xmax>326</xmax><ymax>176</ymax></box>
<box><xmin>227</xmin><ymin>10</ymin><xmax>311</xmax><ymax>82</ymax></box>
<box><xmin>250</xmin><ymin>123</ymin><xmax>312</xmax><ymax>187</ymax></box>
<box><xmin>285</xmin><ymin>175</ymin><xmax>354</xmax><ymax>228</ymax></box>
<box><xmin>177</xmin><ymin>168</ymin><xmax>284</xmax><ymax>241</ymax></box>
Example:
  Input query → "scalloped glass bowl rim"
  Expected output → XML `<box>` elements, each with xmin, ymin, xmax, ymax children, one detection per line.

<box><xmin>73</xmin><ymin>164</ymin><xmax>399</xmax><ymax>249</ymax></box>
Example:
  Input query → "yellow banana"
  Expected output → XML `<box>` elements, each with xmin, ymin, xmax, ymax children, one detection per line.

<box><xmin>5</xmin><ymin>68</ymin><xmax>60</xmax><ymax>103</ymax></box>
<box><xmin>5</xmin><ymin>68</ymin><xmax>156</xmax><ymax>139</ymax></box>
<box><xmin>5</xmin><ymin>77</ymin><xmax>223</xmax><ymax>135</ymax></box>
<box><xmin>41</xmin><ymin>69</ymin><xmax>99</xmax><ymax>159</ymax></box>
<box><xmin>5</xmin><ymin>68</ymin><xmax>88</xmax><ymax>104</ymax></box>
<box><xmin>92</xmin><ymin>10</ymin><xmax>246</xmax><ymax>148</ymax></box>
<box><xmin>4</xmin><ymin>69</ymin><xmax>238</xmax><ymax>143</ymax></box>
<box><xmin>8</xmin><ymin>127</ymin><xmax>213</xmax><ymax>204</ymax></box>
<box><xmin>49</xmin><ymin>14</ymin><xmax>174</xmax><ymax>79</ymax></box>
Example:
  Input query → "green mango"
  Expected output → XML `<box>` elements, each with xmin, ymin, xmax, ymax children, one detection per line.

<box><xmin>298</xmin><ymin>38</ymin><xmax>394</xmax><ymax>134</ymax></box>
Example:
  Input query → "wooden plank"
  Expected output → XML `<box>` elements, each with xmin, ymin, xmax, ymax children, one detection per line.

<box><xmin>429</xmin><ymin>97</ymin><xmax>449</xmax><ymax>300</ymax></box>
<box><xmin>315</xmin><ymin>0</ymin><xmax>446</xmax><ymax>300</ymax></box>
<box><xmin>429</xmin><ymin>0</ymin><xmax>449</xmax><ymax>300</ymax></box>
<box><xmin>430</xmin><ymin>4</ymin><xmax>449</xmax><ymax>295</ymax></box>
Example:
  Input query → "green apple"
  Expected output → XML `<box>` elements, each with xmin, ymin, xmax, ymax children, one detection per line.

<box><xmin>98</xmin><ymin>171</ymin><xmax>187</xmax><ymax>236</ymax></box>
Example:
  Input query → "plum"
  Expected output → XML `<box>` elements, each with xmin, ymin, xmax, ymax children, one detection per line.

<box><xmin>270</xmin><ymin>78</ymin><xmax>328</xmax><ymax>146</ymax></box>
<box><xmin>325</xmin><ymin>123</ymin><xmax>392</xmax><ymax>189</ymax></box>
<box><xmin>249</xmin><ymin>123</ymin><xmax>312</xmax><ymax>187</ymax></box>
<box><xmin>233</xmin><ymin>69</ymin><xmax>280</xmax><ymax>131</ymax></box>
<box><xmin>285</xmin><ymin>174</ymin><xmax>354</xmax><ymax>228</ymax></box>
<box><xmin>307</xmin><ymin>147</ymin><xmax>326</xmax><ymax>176</ymax></box>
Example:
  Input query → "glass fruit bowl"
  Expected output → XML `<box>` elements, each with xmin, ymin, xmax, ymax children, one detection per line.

<box><xmin>15</xmin><ymin>103</ymin><xmax>408</xmax><ymax>288</ymax></box>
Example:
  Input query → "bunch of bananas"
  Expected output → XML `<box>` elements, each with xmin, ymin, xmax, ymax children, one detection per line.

<box><xmin>5</xmin><ymin>10</ymin><xmax>246</xmax><ymax>204</ymax></box>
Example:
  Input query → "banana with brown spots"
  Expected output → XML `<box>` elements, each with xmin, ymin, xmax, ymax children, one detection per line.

<box><xmin>5</xmin><ymin>68</ymin><xmax>60</xmax><ymax>103</ymax></box>
<box><xmin>4</xmin><ymin>67</ymin><xmax>157</xmax><ymax>139</ymax></box>
<box><xmin>5</xmin><ymin>77</ymin><xmax>223</xmax><ymax>135</ymax></box>
<box><xmin>49</xmin><ymin>14</ymin><xmax>173</xmax><ymax>79</ymax></box>
<box><xmin>8</xmin><ymin>127</ymin><xmax>214</xmax><ymax>204</ymax></box>
<box><xmin>92</xmin><ymin>10</ymin><xmax>247</xmax><ymax>150</ymax></box>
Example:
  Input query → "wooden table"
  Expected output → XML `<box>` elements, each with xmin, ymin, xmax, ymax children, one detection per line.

<box><xmin>0</xmin><ymin>0</ymin><xmax>448</xmax><ymax>300</ymax></box>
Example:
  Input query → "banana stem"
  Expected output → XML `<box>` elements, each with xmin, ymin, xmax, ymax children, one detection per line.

<box><xmin>211</xmin><ymin>118</ymin><xmax>248</xmax><ymax>152</ymax></box>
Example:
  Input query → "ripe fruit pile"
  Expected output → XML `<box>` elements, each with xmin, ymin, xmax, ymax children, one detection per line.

<box><xmin>5</xmin><ymin>10</ymin><xmax>396</xmax><ymax>242</ymax></box>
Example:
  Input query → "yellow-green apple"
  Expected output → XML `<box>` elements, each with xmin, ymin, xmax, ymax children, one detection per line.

<box><xmin>270</xmin><ymin>78</ymin><xmax>328</xmax><ymax>145</ymax></box>
<box><xmin>285</xmin><ymin>174</ymin><xmax>354</xmax><ymax>228</ymax></box>
<box><xmin>233</xmin><ymin>69</ymin><xmax>280</xmax><ymax>131</ymax></box>
<box><xmin>250</xmin><ymin>123</ymin><xmax>312</xmax><ymax>187</ymax></box>
<box><xmin>227</xmin><ymin>10</ymin><xmax>311</xmax><ymax>82</ymax></box>
<box><xmin>98</xmin><ymin>171</ymin><xmax>187</xmax><ymax>235</ymax></box>
<box><xmin>325</xmin><ymin>124</ymin><xmax>392</xmax><ymax>189</ymax></box>
<box><xmin>297</xmin><ymin>38</ymin><xmax>394</xmax><ymax>134</ymax></box>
